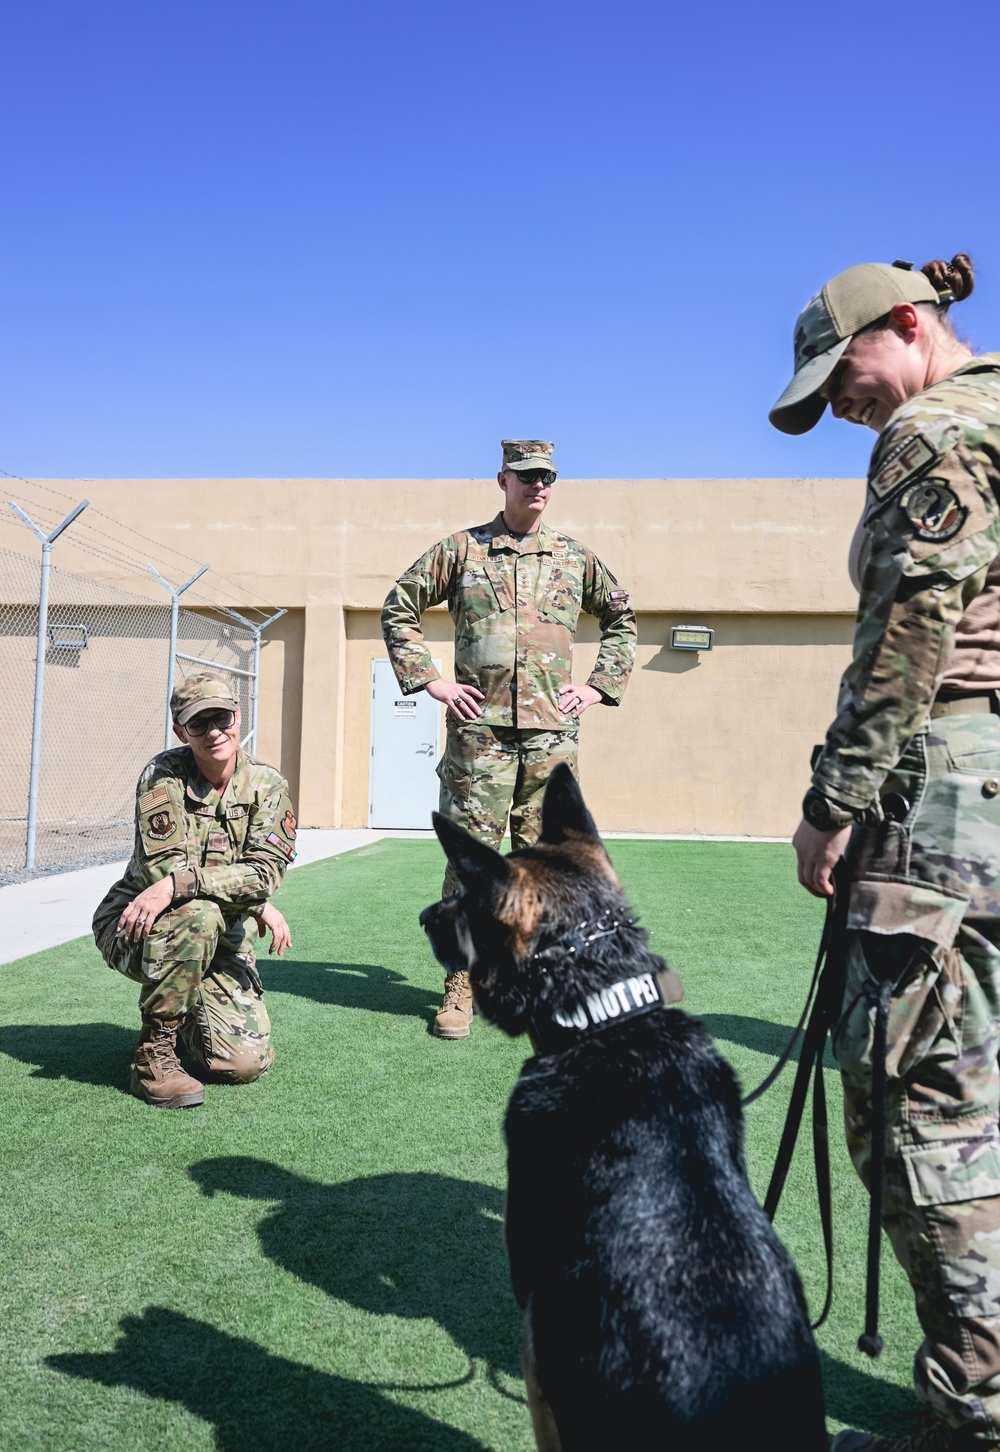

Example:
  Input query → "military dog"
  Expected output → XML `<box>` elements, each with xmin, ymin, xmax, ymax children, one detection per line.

<box><xmin>420</xmin><ymin>764</ymin><xmax>826</xmax><ymax>1451</ymax></box>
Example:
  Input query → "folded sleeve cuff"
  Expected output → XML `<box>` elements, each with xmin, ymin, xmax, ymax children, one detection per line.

<box><xmin>171</xmin><ymin>868</ymin><xmax>198</xmax><ymax>902</ymax></box>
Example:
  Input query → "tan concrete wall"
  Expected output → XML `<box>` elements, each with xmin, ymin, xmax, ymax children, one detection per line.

<box><xmin>1</xmin><ymin>478</ymin><xmax>865</xmax><ymax>835</ymax></box>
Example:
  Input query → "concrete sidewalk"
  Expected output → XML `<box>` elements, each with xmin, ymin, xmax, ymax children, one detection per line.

<box><xmin>0</xmin><ymin>828</ymin><xmax>435</xmax><ymax>966</ymax></box>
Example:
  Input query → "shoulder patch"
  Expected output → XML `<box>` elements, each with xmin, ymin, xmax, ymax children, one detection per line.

<box><xmin>899</xmin><ymin>479</ymin><xmax>968</xmax><ymax>542</ymax></box>
<box><xmin>869</xmin><ymin>433</ymin><xmax>936</xmax><ymax>504</ymax></box>
<box><xmin>267</xmin><ymin>831</ymin><xmax>297</xmax><ymax>862</ymax></box>
<box><xmin>138</xmin><ymin>785</ymin><xmax>170</xmax><ymax>813</ymax></box>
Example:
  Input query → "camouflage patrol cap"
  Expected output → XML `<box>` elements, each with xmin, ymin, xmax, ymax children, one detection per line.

<box><xmin>770</xmin><ymin>261</ymin><xmax>951</xmax><ymax>435</ymax></box>
<box><xmin>501</xmin><ymin>439</ymin><xmax>558</xmax><ymax>475</ymax></box>
<box><xmin>170</xmin><ymin>672</ymin><xmax>239</xmax><ymax>725</ymax></box>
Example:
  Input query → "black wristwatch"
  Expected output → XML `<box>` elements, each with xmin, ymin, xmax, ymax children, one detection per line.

<box><xmin>801</xmin><ymin>787</ymin><xmax>858</xmax><ymax>832</ymax></box>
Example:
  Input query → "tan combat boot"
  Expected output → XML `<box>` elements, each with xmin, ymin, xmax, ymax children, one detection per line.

<box><xmin>433</xmin><ymin>971</ymin><xmax>473</xmax><ymax>1040</ymax></box>
<box><xmin>129</xmin><ymin>1018</ymin><xmax>205</xmax><ymax>1108</ymax></box>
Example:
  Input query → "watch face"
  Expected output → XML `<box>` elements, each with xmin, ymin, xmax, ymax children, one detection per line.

<box><xmin>804</xmin><ymin>794</ymin><xmax>827</xmax><ymax>828</ymax></box>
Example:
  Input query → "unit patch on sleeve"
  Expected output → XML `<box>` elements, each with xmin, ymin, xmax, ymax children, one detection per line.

<box><xmin>898</xmin><ymin>479</ymin><xmax>968</xmax><ymax>542</ymax></box>
<box><xmin>146</xmin><ymin>811</ymin><xmax>176</xmax><ymax>840</ymax></box>
<box><xmin>869</xmin><ymin>433</ymin><xmax>936</xmax><ymax>503</ymax></box>
<box><xmin>281</xmin><ymin>810</ymin><xmax>297</xmax><ymax>841</ymax></box>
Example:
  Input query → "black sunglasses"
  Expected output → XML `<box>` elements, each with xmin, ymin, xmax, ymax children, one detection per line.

<box><xmin>185</xmin><ymin>708</ymin><xmax>236</xmax><ymax>736</ymax></box>
<box><xmin>514</xmin><ymin>469</ymin><xmax>556</xmax><ymax>487</ymax></box>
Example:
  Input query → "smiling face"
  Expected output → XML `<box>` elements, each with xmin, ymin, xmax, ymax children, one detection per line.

<box><xmin>819</xmin><ymin>302</ymin><xmax>946</xmax><ymax>433</ymax></box>
<box><xmin>173</xmin><ymin>707</ymin><xmax>242</xmax><ymax>786</ymax></box>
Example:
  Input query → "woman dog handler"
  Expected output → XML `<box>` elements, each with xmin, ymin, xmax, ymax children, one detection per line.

<box><xmin>774</xmin><ymin>254</ymin><xmax>1000</xmax><ymax>1452</ymax></box>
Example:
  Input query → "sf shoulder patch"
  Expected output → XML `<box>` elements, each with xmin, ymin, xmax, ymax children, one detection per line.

<box><xmin>869</xmin><ymin>433</ymin><xmax>935</xmax><ymax>504</ymax></box>
<box><xmin>281</xmin><ymin>810</ymin><xmax>297</xmax><ymax>841</ymax></box>
<box><xmin>899</xmin><ymin>478</ymin><xmax>968</xmax><ymax>542</ymax></box>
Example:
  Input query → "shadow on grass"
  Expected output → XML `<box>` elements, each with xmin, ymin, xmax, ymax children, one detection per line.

<box><xmin>699</xmin><ymin>1013</ymin><xmax>837</xmax><ymax>1072</ymax></box>
<box><xmin>0</xmin><ymin>1022</ymin><xmax>134</xmax><ymax>1090</ymax></box>
<box><xmin>820</xmin><ymin>1348</ymin><xmax>923</xmax><ymax>1438</ymax></box>
<box><xmin>267</xmin><ymin>959</ymin><xmax>438</xmax><ymax>1021</ymax></box>
<box><xmin>189</xmin><ymin>1158</ymin><xmax>521</xmax><ymax>1379</ymax></box>
<box><xmin>48</xmin><ymin>1306</ymin><xmax>489</xmax><ymax>1451</ymax></box>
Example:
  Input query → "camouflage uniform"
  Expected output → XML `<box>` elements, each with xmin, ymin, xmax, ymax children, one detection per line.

<box><xmin>92</xmin><ymin>745</ymin><xmax>296</xmax><ymax>1082</ymax></box>
<box><xmin>382</xmin><ymin>509</ymin><xmax>636</xmax><ymax>891</ymax></box>
<box><xmin>813</xmin><ymin>356</ymin><xmax>1000</xmax><ymax>1444</ymax></box>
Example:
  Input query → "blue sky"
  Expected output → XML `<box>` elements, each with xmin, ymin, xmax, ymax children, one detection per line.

<box><xmin>3</xmin><ymin>0</ymin><xmax>1000</xmax><ymax>480</ymax></box>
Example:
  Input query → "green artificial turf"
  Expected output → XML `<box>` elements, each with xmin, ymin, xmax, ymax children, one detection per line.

<box><xmin>0</xmin><ymin>839</ymin><xmax>923</xmax><ymax>1450</ymax></box>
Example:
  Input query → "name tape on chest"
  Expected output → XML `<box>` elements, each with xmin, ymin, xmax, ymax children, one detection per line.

<box><xmin>869</xmin><ymin>433</ymin><xmax>936</xmax><ymax>505</ymax></box>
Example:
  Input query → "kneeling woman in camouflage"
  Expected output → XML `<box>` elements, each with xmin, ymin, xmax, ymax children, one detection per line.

<box><xmin>775</xmin><ymin>254</ymin><xmax>1000</xmax><ymax>1452</ymax></box>
<box><xmin>92</xmin><ymin>674</ymin><xmax>295</xmax><ymax>1109</ymax></box>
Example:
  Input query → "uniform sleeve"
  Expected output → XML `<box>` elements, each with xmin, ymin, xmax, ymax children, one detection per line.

<box><xmin>170</xmin><ymin>778</ymin><xmax>296</xmax><ymax>906</ymax></box>
<box><xmin>581</xmin><ymin>552</ymin><xmax>637</xmax><ymax>705</ymax></box>
<box><xmin>813</xmin><ymin>434</ymin><xmax>1000</xmax><ymax>809</ymax></box>
<box><xmin>131</xmin><ymin>773</ymin><xmax>189</xmax><ymax>889</ymax></box>
<box><xmin>380</xmin><ymin>538</ymin><xmax>458</xmax><ymax>694</ymax></box>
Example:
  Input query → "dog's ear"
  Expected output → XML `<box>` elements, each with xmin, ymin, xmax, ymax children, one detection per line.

<box><xmin>432</xmin><ymin>812</ymin><xmax>511</xmax><ymax>893</ymax></box>
<box><xmin>539</xmin><ymin>763</ymin><xmax>601</xmax><ymax>844</ymax></box>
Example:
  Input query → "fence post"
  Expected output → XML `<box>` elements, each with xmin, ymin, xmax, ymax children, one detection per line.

<box><xmin>225</xmin><ymin>608</ymin><xmax>287</xmax><ymax>754</ymax></box>
<box><xmin>8</xmin><ymin>498</ymin><xmax>90</xmax><ymax>869</ymax></box>
<box><xmin>146</xmin><ymin>564</ymin><xmax>210</xmax><ymax>749</ymax></box>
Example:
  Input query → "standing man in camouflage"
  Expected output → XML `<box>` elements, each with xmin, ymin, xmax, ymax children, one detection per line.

<box><xmin>773</xmin><ymin>255</ymin><xmax>1000</xmax><ymax>1452</ymax></box>
<box><xmin>382</xmin><ymin>439</ymin><xmax>636</xmax><ymax>1039</ymax></box>
<box><xmin>92</xmin><ymin>674</ymin><xmax>296</xmax><ymax>1109</ymax></box>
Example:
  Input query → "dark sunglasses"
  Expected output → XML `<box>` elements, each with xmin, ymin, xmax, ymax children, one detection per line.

<box><xmin>514</xmin><ymin>469</ymin><xmax>556</xmax><ymax>487</ymax></box>
<box><xmin>185</xmin><ymin>708</ymin><xmax>236</xmax><ymax>736</ymax></box>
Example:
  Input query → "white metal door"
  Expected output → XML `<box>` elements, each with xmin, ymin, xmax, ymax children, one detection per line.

<box><xmin>368</xmin><ymin>658</ymin><xmax>442</xmax><ymax>829</ymax></box>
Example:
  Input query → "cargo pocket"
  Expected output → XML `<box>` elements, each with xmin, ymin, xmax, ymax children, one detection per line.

<box><xmin>834</xmin><ymin>878</ymin><xmax>969</xmax><ymax>1081</ymax></box>
<box><xmin>139</xmin><ymin>934</ymin><xmax>171</xmax><ymax>983</ymax></box>
<box><xmin>436</xmin><ymin>748</ymin><xmax>473</xmax><ymax>810</ymax></box>
<box><xmin>903</xmin><ymin>1135</ymin><xmax>1000</xmax><ymax>1207</ymax></box>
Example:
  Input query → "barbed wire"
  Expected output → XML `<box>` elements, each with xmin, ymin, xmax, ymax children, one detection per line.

<box><xmin>1</xmin><ymin>470</ymin><xmax>279</xmax><ymax>623</ymax></box>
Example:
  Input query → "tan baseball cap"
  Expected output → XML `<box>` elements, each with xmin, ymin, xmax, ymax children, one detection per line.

<box><xmin>769</xmin><ymin>261</ymin><xmax>952</xmax><ymax>435</ymax></box>
<box><xmin>501</xmin><ymin>439</ymin><xmax>558</xmax><ymax>475</ymax></box>
<box><xmin>171</xmin><ymin>673</ymin><xmax>239</xmax><ymax>725</ymax></box>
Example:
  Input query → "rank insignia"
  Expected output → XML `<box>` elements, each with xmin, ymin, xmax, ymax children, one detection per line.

<box><xmin>899</xmin><ymin>479</ymin><xmax>967</xmax><ymax>542</ymax></box>
<box><xmin>869</xmin><ymin>433</ymin><xmax>935</xmax><ymax>503</ymax></box>
<box><xmin>281</xmin><ymin>810</ymin><xmax>297</xmax><ymax>841</ymax></box>
<box><xmin>146</xmin><ymin>811</ymin><xmax>176</xmax><ymax>840</ymax></box>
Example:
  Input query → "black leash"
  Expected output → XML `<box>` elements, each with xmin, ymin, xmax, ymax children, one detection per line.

<box><xmin>750</xmin><ymin>843</ymin><xmax>891</xmax><ymax>1356</ymax></box>
<box><xmin>759</xmin><ymin>868</ymin><xmax>847</xmax><ymax>1331</ymax></box>
<box><xmin>857</xmin><ymin>975</ymin><xmax>891</xmax><ymax>1358</ymax></box>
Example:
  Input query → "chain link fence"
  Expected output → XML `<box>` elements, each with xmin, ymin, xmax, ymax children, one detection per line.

<box><xmin>0</xmin><ymin>544</ymin><xmax>259</xmax><ymax>885</ymax></box>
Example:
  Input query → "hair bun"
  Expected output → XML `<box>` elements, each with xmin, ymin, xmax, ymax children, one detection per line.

<box><xmin>922</xmin><ymin>252</ymin><xmax>974</xmax><ymax>302</ymax></box>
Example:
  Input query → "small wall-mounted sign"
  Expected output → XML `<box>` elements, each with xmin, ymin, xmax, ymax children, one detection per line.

<box><xmin>47</xmin><ymin>623</ymin><xmax>89</xmax><ymax>651</ymax></box>
<box><xmin>670</xmin><ymin>624</ymin><xmax>714</xmax><ymax>652</ymax></box>
<box><xmin>394</xmin><ymin>699</ymin><xmax>417</xmax><ymax>718</ymax></box>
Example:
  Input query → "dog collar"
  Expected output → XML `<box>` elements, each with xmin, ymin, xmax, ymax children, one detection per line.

<box><xmin>528</xmin><ymin>966</ymin><xmax>685</xmax><ymax>1057</ymax></box>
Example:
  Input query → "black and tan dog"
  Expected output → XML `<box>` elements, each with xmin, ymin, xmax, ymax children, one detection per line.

<box><xmin>420</xmin><ymin>764</ymin><xmax>826</xmax><ymax>1451</ymax></box>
